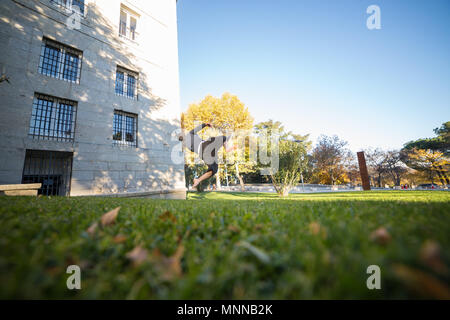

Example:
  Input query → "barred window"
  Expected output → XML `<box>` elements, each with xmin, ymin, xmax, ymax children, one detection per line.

<box><xmin>115</xmin><ymin>66</ymin><xmax>138</xmax><ymax>100</ymax></box>
<box><xmin>113</xmin><ymin>110</ymin><xmax>138</xmax><ymax>147</ymax></box>
<box><xmin>29</xmin><ymin>93</ymin><xmax>77</xmax><ymax>142</ymax></box>
<box><xmin>50</xmin><ymin>0</ymin><xmax>85</xmax><ymax>15</ymax></box>
<box><xmin>39</xmin><ymin>38</ymin><xmax>83</xmax><ymax>83</ymax></box>
<box><xmin>22</xmin><ymin>150</ymin><xmax>73</xmax><ymax>196</ymax></box>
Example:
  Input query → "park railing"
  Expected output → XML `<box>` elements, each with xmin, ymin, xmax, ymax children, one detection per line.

<box><xmin>209</xmin><ymin>184</ymin><xmax>449</xmax><ymax>193</ymax></box>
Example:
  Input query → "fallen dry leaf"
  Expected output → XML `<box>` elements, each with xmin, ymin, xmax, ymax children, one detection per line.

<box><xmin>46</xmin><ymin>266</ymin><xmax>62</xmax><ymax>276</ymax></box>
<box><xmin>308</xmin><ymin>222</ymin><xmax>327</xmax><ymax>238</ymax></box>
<box><xmin>309</xmin><ymin>222</ymin><xmax>321</xmax><ymax>235</ymax></box>
<box><xmin>228</xmin><ymin>225</ymin><xmax>240</xmax><ymax>233</ymax></box>
<box><xmin>393</xmin><ymin>264</ymin><xmax>450</xmax><ymax>299</ymax></box>
<box><xmin>370</xmin><ymin>227</ymin><xmax>391</xmax><ymax>246</ymax></box>
<box><xmin>86</xmin><ymin>222</ymin><xmax>98</xmax><ymax>236</ymax></box>
<box><xmin>159</xmin><ymin>211</ymin><xmax>177</xmax><ymax>223</ymax></box>
<box><xmin>419</xmin><ymin>240</ymin><xmax>448</xmax><ymax>276</ymax></box>
<box><xmin>113</xmin><ymin>234</ymin><xmax>127</xmax><ymax>244</ymax></box>
<box><xmin>79</xmin><ymin>260</ymin><xmax>92</xmax><ymax>270</ymax></box>
<box><xmin>101</xmin><ymin>207</ymin><xmax>121</xmax><ymax>226</ymax></box>
<box><xmin>151</xmin><ymin>245</ymin><xmax>185</xmax><ymax>281</ymax></box>
<box><xmin>254</xmin><ymin>224</ymin><xmax>264</xmax><ymax>231</ymax></box>
<box><xmin>126</xmin><ymin>246</ymin><xmax>148</xmax><ymax>266</ymax></box>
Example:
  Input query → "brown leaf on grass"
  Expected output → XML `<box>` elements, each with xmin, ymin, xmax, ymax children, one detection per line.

<box><xmin>113</xmin><ymin>234</ymin><xmax>127</xmax><ymax>244</ymax></box>
<box><xmin>419</xmin><ymin>240</ymin><xmax>448</xmax><ymax>276</ymax></box>
<box><xmin>79</xmin><ymin>260</ymin><xmax>92</xmax><ymax>270</ymax></box>
<box><xmin>228</xmin><ymin>225</ymin><xmax>240</xmax><ymax>233</ymax></box>
<box><xmin>46</xmin><ymin>266</ymin><xmax>63</xmax><ymax>276</ymax></box>
<box><xmin>86</xmin><ymin>222</ymin><xmax>98</xmax><ymax>236</ymax></box>
<box><xmin>159</xmin><ymin>211</ymin><xmax>177</xmax><ymax>223</ymax></box>
<box><xmin>309</xmin><ymin>222</ymin><xmax>321</xmax><ymax>235</ymax></box>
<box><xmin>126</xmin><ymin>246</ymin><xmax>148</xmax><ymax>266</ymax></box>
<box><xmin>151</xmin><ymin>245</ymin><xmax>185</xmax><ymax>281</ymax></box>
<box><xmin>370</xmin><ymin>227</ymin><xmax>391</xmax><ymax>246</ymax></box>
<box><xmin>101</xmin><ymin>207</ymin><xmax>121</xmax><ymax>226</ymax></box>
<box><xmin>392</xmin><ymin>264</ymin><xmax>450</xmax><ymax>299</ymax></box>
<box><xmin>254</xmin><ymin>224</ymin><xmax>264</xmax><ymax>231</ymax></box>
<box><xmin>308</xmin><ymin>222</ymin><xmax>327</xmax><ymax>238</ymax></box>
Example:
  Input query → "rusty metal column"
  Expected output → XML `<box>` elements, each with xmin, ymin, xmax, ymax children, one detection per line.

<box><xmin>357</xmin><ymin>151</ymin><xmax>371</xmax><ymax>191</ymax></box>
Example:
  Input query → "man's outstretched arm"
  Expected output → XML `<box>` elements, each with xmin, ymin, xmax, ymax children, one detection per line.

<box><xmin>189</xmin><ymin>123</ymin><xmax>212</xmax><ymax>135</ymax></box>
<box><xmin>224</xmin><ymin>140</ymin><xmax>238</xmax><ymax>153</ymax></box>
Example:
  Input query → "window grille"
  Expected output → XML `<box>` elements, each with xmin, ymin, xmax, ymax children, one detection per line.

<box><xmin>39</xmin><ymin>37</ymin><xmax>83</xmax><ymax>83</ymax></box>
<box><xmin>22</xmin><ymin>150</ymin><xmax>73</xmax><ymax>196</ymax></box>
<box><xmin>113</xmin><ymin>110</ymin><xmax>138</xmax><ymax>147</ymax></box>
<box><xmin>115</xmin><ymin>66</ymin><xmax>138</xmax><ymax>100</ymax></box>
<box><xmin>29</xmin><ymin>93</ymin><xmax>77</xmax><ymax>142</ymax></box>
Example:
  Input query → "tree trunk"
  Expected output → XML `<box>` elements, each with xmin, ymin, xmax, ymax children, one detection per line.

<box><xmin>433</xmin><ymin>165</ymin><xmax>447</xmax><ymax>186</ymax></box>
<box><xmin>270</xmin><ymin>175</ymin><xmax>281</xmax><ymax>195</ymax></box>
<box><xmin>224</xmin><ymin>165</ymin><xmax>229</xmax><ymax>187</ymax></box>
<box><xmin>395</xmin><ymin>174</ymin><xmax>401</xmax><ymax>187</ymax></box>
<box><xmin>439</xmin><ymin>166</ymin><xmax>449</xmax><ymax>184</ymax></box>
<box><xmin>235</xmin><ymin>163</ymin><xmax>245</xmax><ymax>192</ymax></box>
<box><xmin>216</xmin><ymin>167</ymin><xmax>221</xmax><ymax>190</ymax></box>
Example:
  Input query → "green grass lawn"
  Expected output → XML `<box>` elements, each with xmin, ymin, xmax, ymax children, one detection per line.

<box><xmin>0</xmin><ymin>191</ymin><xmax>449</xmax><ymax>299</ymax></box>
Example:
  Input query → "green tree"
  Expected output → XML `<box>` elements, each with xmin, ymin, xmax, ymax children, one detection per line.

<box><xmin>254</xmin><ymin>120</ymin><xmax>311</xmax><ymax>197</ymax></box>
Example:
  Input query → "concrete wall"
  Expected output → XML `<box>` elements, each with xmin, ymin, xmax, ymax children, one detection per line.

<box><xmin>0</xmin><ymin>0</ymin><xmax>186</xmax><ymax>198</ymax></box>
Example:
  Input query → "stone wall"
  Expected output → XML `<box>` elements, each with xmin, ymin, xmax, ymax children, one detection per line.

<box><xmin>0</xmin><ymin>0</ymin><xmax>186</xmax><ymax>198</ymax></box>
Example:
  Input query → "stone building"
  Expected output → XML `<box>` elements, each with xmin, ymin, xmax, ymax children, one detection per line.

<box><xmin>0</xmin><ymin>0</ymin><xmax>186</xmax><ymax>198</ymax></box>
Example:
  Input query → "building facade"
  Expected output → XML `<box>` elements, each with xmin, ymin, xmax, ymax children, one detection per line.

<box><xmin>0</xmin><ymin>0</ymin><xmax>186</xmax><ymax>198</ymax></box>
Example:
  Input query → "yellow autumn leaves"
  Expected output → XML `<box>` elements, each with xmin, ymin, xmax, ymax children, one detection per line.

<box><xmin>182</xmin><ymin>93</ymin><xmax>254</xmax><ymax>133</ymax></box>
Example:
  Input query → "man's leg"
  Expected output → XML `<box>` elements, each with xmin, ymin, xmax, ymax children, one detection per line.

<box><xmin>192</xmin><ymin>163</ymin><xmax>218</xmax><ymax>189</ymax></box>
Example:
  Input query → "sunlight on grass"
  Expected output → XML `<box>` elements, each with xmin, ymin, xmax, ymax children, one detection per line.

<box><xmin>0</xmin><ymin>191</ymin><xmax>448</xmax><ymax>299</ymax></box>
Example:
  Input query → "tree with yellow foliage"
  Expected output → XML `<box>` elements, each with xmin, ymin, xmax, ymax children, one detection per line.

<box><xmin>403</xmin><ymin>148</ymin><xmax>449</xmax><ymax>185</ymax></box>
<box><xmin>181</xmin><ymin>93</ymin><xmax>254</xmax><ymax>190</ymax></box>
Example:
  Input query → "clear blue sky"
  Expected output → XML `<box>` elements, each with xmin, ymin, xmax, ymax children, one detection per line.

<box><xmin>176</xmin><ymin>0</ymin><xmax>450</xmax><ymax>152</ymax></box>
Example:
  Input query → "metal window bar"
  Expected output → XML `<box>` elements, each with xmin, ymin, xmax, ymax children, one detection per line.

<box><xmin>115</xmin><ymin>67</ymin><xmax>138</xmax><ymax>100</ymax></box>
<box><xmin>113</xmin><ymin>112</ymin><xmax>123</xmax><ymax>141</ymax></box>
<box><xmin>127</xmin><ymin>74</ymin><xmax>136</xmax><ymax>98</ymax></box>
<box><xmin>29</xmin><ymin>93</ymin><xmax>77</xmax><ymax>142</ymax></box>
<box><xmin>113</xmin><ymin>110</ymin><xmax>138</xmax><ymax>147</ymax></box>
<box><xmin>22</xmin><ymin>150</ymin><xmax>73</xmax><ymax>196</ymax></box>
<box><xmin>51</xmin><ymin>0</ymin><xmax>85</xmax><ymax>15</ymax></box>
<box><xmin>39</xmin><ymin>37</ymin><xmax>83</xmax><ymax>83</ymax></box>
<box><xmin>115</xmin><ymin>70</ymin><xmax>124</xmax><ymax>95</ymax></box>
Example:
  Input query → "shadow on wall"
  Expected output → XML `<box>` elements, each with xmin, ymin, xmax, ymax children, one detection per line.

<box><xmin>0</xmin><ymin>0</ymin><xmax>185</xmax><ymax>195</ymax></box>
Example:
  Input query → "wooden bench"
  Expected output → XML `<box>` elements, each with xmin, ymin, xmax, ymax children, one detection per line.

<box><xmin>0</xmin><ymin>184</ymin><xmax>42</xmax><ymax>196</ymax></box>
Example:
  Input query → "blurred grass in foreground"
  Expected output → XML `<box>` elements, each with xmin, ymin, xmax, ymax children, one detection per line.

<box><xmin>0</xmin><ymin>191</ymin><xmax>449</xmax><ymax>299</ymax></box>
